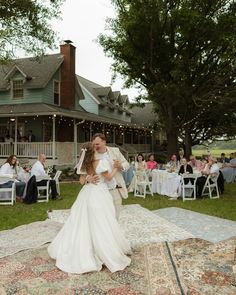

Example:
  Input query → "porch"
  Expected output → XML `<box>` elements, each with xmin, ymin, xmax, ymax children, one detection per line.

<box><xmin>0</xmin><ymin>142</ymin><xmax>154</xmax><ymax>166</ymax></box>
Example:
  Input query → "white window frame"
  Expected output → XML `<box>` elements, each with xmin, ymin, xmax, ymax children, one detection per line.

<box><xmin>53</xmin><ymin>80</ymin><xmax>60</xmax><ymax>105</ymax></box>
<box><xmin>11</xmin><ymin>79</ymin><xmax>24</xmax><ymax>99</ymax></box>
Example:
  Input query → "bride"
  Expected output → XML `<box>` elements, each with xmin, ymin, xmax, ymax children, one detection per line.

<box><xmin>48</xmin><ymin>142</ymin><xmax>131</xmax><ymax>274</ymax></box>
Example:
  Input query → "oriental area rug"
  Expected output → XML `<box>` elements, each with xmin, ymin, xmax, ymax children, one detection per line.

<box><xmin>0</xmin><ymin>238</ymin><xmax>236</xmax><ymax>294</ymax></box>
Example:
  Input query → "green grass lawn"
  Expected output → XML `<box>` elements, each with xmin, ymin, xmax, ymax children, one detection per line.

<box><xmin>192</xmin><ymin>149</ymin><xmax>235</xmax><ymax>158</ymax></box>
<box><xmin>0</xmin><ymin>182</ymin><xmax>236</xmax><ymax>231</ymax></box>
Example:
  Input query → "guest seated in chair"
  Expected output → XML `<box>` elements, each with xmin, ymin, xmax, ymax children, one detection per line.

<box><xmin>178</xmin><ymin>158</ymin><xmax>193</xmax><ymax>184</ymax></box>
<box><xmin>166</xmin><ymin>154</ymin><xmax>180</xmax><ymax>173</ymax></box>
<box><xmin>0</xmin><ymin>155</ymin><xmax>26</xmax><ymax>201</ymax></box>
<box><xmin>221</xmin><ymin>152</ymin><xmax>236</xmax><ymax>183</ymax></box>
<box><xmin>196</xmin><ymin>157</ymin><xmax>219</xmax><ymax>197</ymax></box>
<box><xmin>146</xmin><ymin>154</ymin><xmax>158</xmax><ymax>171</ymax></box>
<box><xmin>188</xmin><ymin>155</ymin><xmax>204</xmax><ymax>172</ymax></box>
<box><xmin>128</xmin><ymin>153</ymin><xmax>147</xmax><ymax>192</ymax></box>
<box><xmin>31</xmin><ymin>154</ymin><xmax>60</xmax><ymax>200</ymax></box>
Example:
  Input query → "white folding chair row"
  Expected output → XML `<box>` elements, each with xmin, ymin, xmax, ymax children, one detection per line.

<box><xmin>202</xmin><ymin>173</ymin><xmax>220</xmax><ymax>199</ymax></box>
<box><xmin>0</xmin><ymin>177</ymin><xmax>16</xmax><ymax>205</ymax></box>
<box><xmin>35</xmin><ymin>170</ymin><xmax>62</xmax><ymax>202</ymax></box>
<box><xmin>36</xmin><ymin>175</ymin><xmax>50</xmax><ymax>202</ymax></box>
<box><xmin>180</xmin><ymin>173</ymin><xmax>198</xmax><ymax>201</ymax></box>
<box><xmin>133</xmin><ymin>170</ymin><xmax>153</xmax><ymax>198</ymax></box>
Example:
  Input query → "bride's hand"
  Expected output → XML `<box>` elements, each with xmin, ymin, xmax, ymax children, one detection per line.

<box><xmin>86</xmin><ymin>175</ymin><xmax>99</xmax><ymax>184</ymax></box>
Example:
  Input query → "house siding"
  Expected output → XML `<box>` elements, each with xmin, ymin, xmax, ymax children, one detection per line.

<box><xmin>99</xmin><ymin>106</ymin><xmax>131</xmax><ymax>123</ymax></box>
<box><xmin>79</xmin><ymin>87</ymin><xmax>99</xmax><ymax>114</ymax></box>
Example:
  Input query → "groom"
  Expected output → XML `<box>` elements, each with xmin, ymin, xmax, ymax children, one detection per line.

<box><xmin>81</xmin><ymin>133</ymin><xmax>130</xmax><ymax>219</ymax></box>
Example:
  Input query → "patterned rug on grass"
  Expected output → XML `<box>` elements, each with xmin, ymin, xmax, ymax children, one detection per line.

<box><xmin>1</xmin><ymin>238</ymin><xmax>235</xmax><ymax>295</ymax></box>
<box><xmin>0</xmin><ymin>205</ymin><xmax>193</xmax><ymax>259</ymax></box>
<box><xmin>169</xmin><ymin>237</ymin><xmax>236</xmax><ymax>294</ymax></box>
<box><xmin>0</xmin><ymin>220</ymin><xmax>62</xmax><ymax>259</ymax></box>
<box><xmin>48</xmin><ymin>204</ymin><xmax>194</xmax><ymax>247</ymax></box>
<box><xmin>0</xmin><ymin>242</ymin><xmax>186</xmax><ymax>295</ymax></box>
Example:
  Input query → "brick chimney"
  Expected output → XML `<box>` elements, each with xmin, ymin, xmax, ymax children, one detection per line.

<box><xmin>60</xmin><ymin>40</ymin><xmax>76</xmax><ymax>108</ymax></box>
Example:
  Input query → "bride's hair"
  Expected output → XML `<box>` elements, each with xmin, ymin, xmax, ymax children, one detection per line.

<box><xmin>80</xmin><ymin>142</ymin><xmax>95</xmax><ymax>174</ymax></box>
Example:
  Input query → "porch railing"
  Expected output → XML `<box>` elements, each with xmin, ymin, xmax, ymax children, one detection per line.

<box><xmin>0</xmin><ymin>142</ymin><xmax>53</xmax><ymax>158</ymax></box>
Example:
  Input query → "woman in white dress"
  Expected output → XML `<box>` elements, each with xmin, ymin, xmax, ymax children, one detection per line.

<box><xmin>48</xmin><ymin>142</ymin><xmax>131</xmax><ymax>274</ymax></box>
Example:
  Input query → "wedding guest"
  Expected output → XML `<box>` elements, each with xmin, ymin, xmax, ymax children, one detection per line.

<box><xmin>196</xmin><ymin>157</ymin><xmax>219</xmax><ymax>197</ymax></box>
<box><xmin>135</xmin><ymin>153</ymin><xmax>147</xmax><ymax>171</ymax></box>
<box><xmin>221</xmin><ymin>152</ymin><xmax>236</xmax><ymax>183</ymax></box>
<box><xmin>179</xmin><ymin>158</ymin><xmax>193</xmax><ymax>184</ymax></box>
<box><xmin>167</xmin><ymin>154</ymin><xmax>180</xmax><ymax>172</ymax></box>
<box><xmin>179</xmin><ymin>158</ymin><xmax>193</xmax><ymax>174</ymax></box>
<box><xmin>188</xmin><ymin>155</ymin><xmax>204</xmax><ymax>171</ymax></box>
<box><xmin>146</xmin><ymin>154</ymin><xmax>158</xmax><ymax>170</ymax></box>
<box><xmin>0</xmin><ymin>155</ymin><xmax>26</xmax><ymax>201</ymax></box>
<box><xmin>219</xmin><ymin>152</ymin><xmax>230</xmax><ymax>164</ymax></box>
<box><xmin>31</xmin><ymin>154</ymin><xmax>60</xmax><ymax>200</ymax></box>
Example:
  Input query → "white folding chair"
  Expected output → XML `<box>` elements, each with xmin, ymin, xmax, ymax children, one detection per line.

<box><xmin>202</xmin><ymin>173</ymin><xmax>220</xmax><ymax>199</ymax></box>
<box><xmin>53</xmin><ymin>170</ymin><xmax>62</xmax><ymax>196</ymax></box>
<box><xmin>180</xmin><ymin>173</ymin><xmax>198</xmax><ymax>201</ymax></box>
<box><xmin>36</xmin><ymin>175</ymin><xmax>50</xmax><ymax>202</ymax></box>
<box><xmin>0</xmin><ymin>177</ymin><xmax>16</xmax><ymax>205</ymax></box>
<box><xmin>133</xmin><ymin>170</ymin><xmax>153</xmax><ymax>198</ymax></box>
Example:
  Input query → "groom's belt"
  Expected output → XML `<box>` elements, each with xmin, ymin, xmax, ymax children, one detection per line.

<box><xmin>110</xmin><ymin>185</ymin><xmax>122</xmax><ymax>190</ymax></box>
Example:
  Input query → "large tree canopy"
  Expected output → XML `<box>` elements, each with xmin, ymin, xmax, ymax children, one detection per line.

<box><xmin>0</xmin><ymin>0</ymin><xmax>64</xmax><ymax>62</ymax></box>
<box><xmin>99</xmin><ymin>0</ymin><xmax>236</xmax><ymax>156</ymax></box>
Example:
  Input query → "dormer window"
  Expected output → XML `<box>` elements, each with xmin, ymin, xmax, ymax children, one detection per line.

<box><xmin>12</xmin><ymin>79</ymin><xmax>24</xmax><ymax>99</ymax></box>
<box><xmin>54</xmin><ymin>80</ymin><xmax>60</xmax><ymax>105</ymax></box>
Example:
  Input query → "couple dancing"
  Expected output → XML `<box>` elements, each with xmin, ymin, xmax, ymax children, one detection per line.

<box><xmin>48</xmin><ymin>133</ymin><xmax>131</xmax><ymax>274</ymax></box>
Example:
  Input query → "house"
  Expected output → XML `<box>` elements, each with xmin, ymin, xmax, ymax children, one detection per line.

<box><xmin>0</xmin><ymin>41</ymin><xmax>160</xmax><ymax>166</ymax></box>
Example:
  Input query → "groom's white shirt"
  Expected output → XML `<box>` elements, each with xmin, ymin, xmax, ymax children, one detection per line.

<box><xmin>95</xmin><ymin>146</ymin><xmax>130</xmax><ymax>199</ymax></box>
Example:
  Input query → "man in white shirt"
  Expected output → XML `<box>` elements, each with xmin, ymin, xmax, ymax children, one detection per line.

<box><xmin>92</xmin><ymin>133</ymin><xmax>129</xmax><ymax>219</ymax></box>
<box><xmin>31</xmin><ymin>154</ymin><xmax>59</xmax><ymax>200</ymax></box>
<box><xmin>80</xmin><ymin>133</ymin><xmax>130</xmax><ymax>219</ymax></box>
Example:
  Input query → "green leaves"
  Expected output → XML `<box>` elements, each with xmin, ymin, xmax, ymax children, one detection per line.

<box><xmin>99</xmin><ymin>0</ymin><xmax>236</xmax><ymax>153</ymax></box>
<box><xmin>0</xmin><ymin>0</ymin><xmax>64</xmax><ymax>62</ymax></box>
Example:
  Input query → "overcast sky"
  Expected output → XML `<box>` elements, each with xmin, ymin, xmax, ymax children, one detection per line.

<box><xmin>52</xmin><ymin>0</ymin><xmax>139</xmax><ymax>101</ymax></box>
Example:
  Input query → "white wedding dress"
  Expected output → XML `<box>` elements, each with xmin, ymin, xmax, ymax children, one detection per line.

<box><xmin>48</xmin><ymin>159</ymin><xmax>131</xmax><ymax>274</ymax></box>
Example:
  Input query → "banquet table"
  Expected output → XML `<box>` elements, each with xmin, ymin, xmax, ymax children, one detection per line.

<box><xmin>151</xmin><ymin>170</ymin><xmax>182</xmax><ymax>198</ymax></box>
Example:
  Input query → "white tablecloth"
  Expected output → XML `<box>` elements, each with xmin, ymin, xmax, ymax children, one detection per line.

<box><xmin>151</xmin><ymin>170</ymin><xmax>182</xmax><ymax>198</ymax></box>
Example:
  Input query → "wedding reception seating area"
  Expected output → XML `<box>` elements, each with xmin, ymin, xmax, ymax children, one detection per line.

<box><xmin>125</xmin><ymin>151</ymin><xmax>236</xmax><ymax>201</ymax></box>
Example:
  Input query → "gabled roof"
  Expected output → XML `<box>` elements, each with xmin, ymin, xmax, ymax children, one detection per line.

<box><xmin>0</xmin><ymin>54</ymin><xmax>64</xmax><ymax>90</ymax></box>
<box><xmin>77</xmin><ymin>75</ymin><xmax>132</xmax><ymax>114</ymax></box>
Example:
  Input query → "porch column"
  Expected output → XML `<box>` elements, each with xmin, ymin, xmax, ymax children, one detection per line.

<box><xmin>151</xmin><ymin>130</ymin><xmax>154</xmax><ymax>152</ymax></box>
<box><xmin>122</xmin><ymin>129</ymin><xmax>125</xmax><ymax>145</ymax></box>
<box><xmin>14</xmin><ymin>117</ymin><xmax>18</xmax><ymax>155</ymax></box>
<box><xmin>74</xmin><ymin>119</ymin><xmax>85</xmax><ymax>165</ymax></box>
<box><xmin>52</xmin><ymin>115</ymin><xmax>56</xmax><ymax>160</ymax></box>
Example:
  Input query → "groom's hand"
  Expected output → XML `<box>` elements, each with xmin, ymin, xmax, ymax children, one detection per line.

<box><xmin>113</xmin><ymin>159</ymin><xmax>122</xmax><ymax>169</ymax></box>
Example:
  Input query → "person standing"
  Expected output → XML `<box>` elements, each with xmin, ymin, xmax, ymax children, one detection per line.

<box><xmin>82</xmin><ymin>133</ymin><xmax>130</xmax><ymax>219</ymax></box>
<box><xmin>48</xmin><ymin>142</ymin><xmax>131</xmax><ymax>274</ymax></box>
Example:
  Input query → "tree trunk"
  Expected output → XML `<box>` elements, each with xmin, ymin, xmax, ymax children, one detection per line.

<box><xmin>166</xmin><ymin>128</ymin><xmax>178</xmax><ymax>158</ymax></box>
<box><xmin>184</xmin><ymin>128</ymin><xmax>192</xmax><ymax>159</ymax></box>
